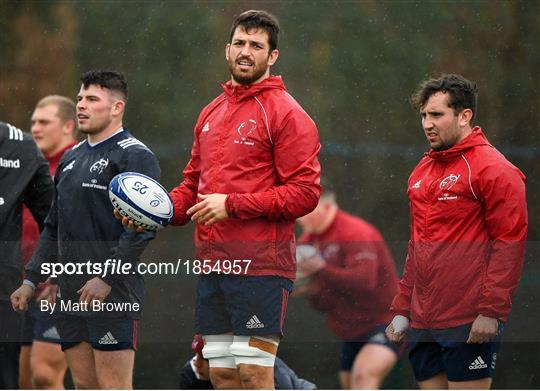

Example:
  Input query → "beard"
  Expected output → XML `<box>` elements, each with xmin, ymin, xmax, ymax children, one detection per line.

<box><xmin>227</xmin><ymin>56</ymin><xmax>269</xmax><ymax>85</ymax></box>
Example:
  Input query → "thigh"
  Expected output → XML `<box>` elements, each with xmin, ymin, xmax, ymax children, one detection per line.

<box><xmin>222</xmin><ymin>276</ymin><xmax>293</xmax><ymax>336</ymax></box>
<box><xmin>94</xmin><ymin>349</ymin><xmax>135</xmax><ymax>389</ymax></box>
<box><xmin>438</xmin><ymin>323</ymin><xmax>503</xmax><ymax>383</ymax></box>
<box><xmin>195</xmin><ymin>274</ymin><xmax>232</xmax><ymax>335</ymax></box>
<box><xmin>64</xmin><ymin>341</ymin><xmax>99</xmax><ymax>389</ymax></box>
<box><xmin>18</xmin><ymin>345</ymin><xmax>32</xmax><ymax>389</ymax></box>
<box><xmin>408</xmin><ymin>328</ymin><xmax>446</xmax><ymax>383</ymax></box>
<box><xmin>30</xmin><ymin>340</ymin><xmax>67</xmax><ymax>374</ymax></box>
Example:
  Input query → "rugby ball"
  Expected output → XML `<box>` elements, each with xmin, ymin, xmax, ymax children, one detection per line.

<box><xmin>108</xmin><ymin>172</ymin><xmax>174</xmax><ymax>230</ymax></box>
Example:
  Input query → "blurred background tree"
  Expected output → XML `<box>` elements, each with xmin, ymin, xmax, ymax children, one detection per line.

<box><xmin>1</xmin><ymin>0</ymin><xmax>538</xmax><ymax>388</ymax></box>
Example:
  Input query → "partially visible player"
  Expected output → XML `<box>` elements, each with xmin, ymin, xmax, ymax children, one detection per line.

<box><xmin>179</xmin><ymin>334</ymin><xmax>317</xmax><ymax>390</ymax></box>
<box><xmin>0</xmin><ymin>121</ymin><xmax>54</xmax><ymax>389</ymax></box>
<box><xmin>386</xmin><ymin>74</ymin><xmax>527</xmax><ymax>389</ymax></box>
<box><xmin>296</xmin><ymin>180</ymin><xmax>400</xmax><ymax>389</ymax></box>
<box><xmin>19</xmin><ymin>95</ymin><xmax>78</xmax><ymax>389</ymax></box>
<box><xmin>11</xmin><ymin>70</ymin><xmax>160</xmax><ymax>389</ymax></box>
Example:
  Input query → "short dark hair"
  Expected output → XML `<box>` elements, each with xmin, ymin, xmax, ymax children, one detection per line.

<box><xmin>80</xmin><ymin>70</ymin><xmax>128</xmax><ymax>100</ymax></box>
<box><xmin>412</xmin><ymin>74</ymin><xmax>478</xmax><ymax>120</ymax></box>
<box><xmin>36</xmin><ymin>95</ymin><xmax>77</xmax><ymax>128</ymax></box>
<box><xmin>229</xmin><ymin>10</ymin><xmax>280</xmax><ymax>52</ymax></box>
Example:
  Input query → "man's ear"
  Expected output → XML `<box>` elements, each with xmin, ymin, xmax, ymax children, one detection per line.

<box><xmin>111</xmin><ymin>99</ymin><xmax>125</xmax><ymax>117</ymax></box>
<box><xmin>267</xmin><ymin>49</ymin><xmax>279</xmax><ymax>66</ymax></box>
<box><xmin>459</xmin><ymin>108</ymin><xmax>473</xmax><ymax>127</ymax></box>
<box><xmin>225</xmin><ymin>43</ymin><xmax>231</xmax><ymax>61</ymax></box>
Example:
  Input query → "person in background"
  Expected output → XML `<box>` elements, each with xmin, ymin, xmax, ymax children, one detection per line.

<box><xmin>0</xmin><ymin>121</ymin><xmax>54</xmax><ymax>388</ymax></box>
<box><xmin>19</xmin><ymin>95</ymin><xmax>78</xmax><ymax>389</ymax></box>
<box><xmin>295</xmin><ymin>179</ymin><xmax>400</xmax><ymax>389</ymax></box>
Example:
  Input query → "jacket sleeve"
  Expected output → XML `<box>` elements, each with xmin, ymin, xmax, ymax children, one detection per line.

<box><xmin>225</xmin><ymin>109</ymin><xmax>321</xmax><ymax>221</ymax></box>
<box><xmin>476</xmin><ymin>163</ymin><xmax>527</xmax><ymax>321</ymax></box>
<box><xmin>103</xmin><ymin>148</ymin><xmax>159</xmax><ymax>286</ymax></box>
<box><xmin>169</xmin><ymin>124</ymin><xmax>201</xmax><ymax>226</ymax></box>
<box><xmin>274</xmin><ymin>357</ymin><xmax>317</xmax><ymax>390</ymax></box>
<box><xmin>390</xmin><ymin>239</ymin><xmax>415</xmax><ymax>318</ymax></box>
<box><xmin>23</xmin><ymin>147</ymin><xmax>54</xmax><ymax>230</ymax></box>
<box><xmin>26</xmin><ymin>170</ymin><xmax>61</xmax><ymax>285</ymax></box>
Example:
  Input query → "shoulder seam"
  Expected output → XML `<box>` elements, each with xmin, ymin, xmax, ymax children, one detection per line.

<box><xmin>461</xmin><ymin>154</ymin><xmax>478</xmax><ymax>200</ymax></box>
<box><xmin>253</xmin><ymin>96</ymin><xmax>273</xmax><ymax>145</ymax></box>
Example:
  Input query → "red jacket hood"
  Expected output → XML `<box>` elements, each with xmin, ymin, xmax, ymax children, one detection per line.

<box><xmin>222</xmin><ymin>75</ymin><xmax>286</xmax><ymax>102</ymax></box>
<box><xmin>427</xmin><ymin>127</ymin><xmax>491</xmax><ymax>161</ymax></box>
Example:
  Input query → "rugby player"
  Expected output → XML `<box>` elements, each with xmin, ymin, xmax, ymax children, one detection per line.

<box><xmin>19</xmin><ymin>95</ymin><xmax>77</xmax><ymax>389</ymax></box>
<box><xmin>11</xmin><ymin>71</ymin><xmax>160</xmax><ymax>389</ymax></box>
<box><xmin>386</xmin><ymin>74</ymin><xmax>527</xmax><ymax>389</ymax></box>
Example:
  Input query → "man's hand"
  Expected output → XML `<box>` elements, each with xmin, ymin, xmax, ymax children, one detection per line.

<box><xmin>114</xmin><ymin>209</ymin><xmax>145</xmax><ymax>232</ymax></box>
<box><xmin>296</xmin><ymin>254</ymin><xmax>326</xmax><ymax>277</ymax></box>
<box><xmin>193</xmin><ymin>354</ymin><xmax>210</xmax><ymax>381</ymax></box>
<box><xmin>11</xmin><ymin>284</ymin><xmax>35</xmax><ymax>312</ymax></box>
<box><xmin>385</xmin><ymin>315</ymin><xmax>409</xmax><ymax>344</ymax></box>
<box><xmin>77</xmin><ymin>277</ymin><xmax>112</xmax><ymax>305</ymax></box>
<box><xmin>467</xmin><ymin>314</ymin><xmax>499</xmax><ymax>344</ymax></box>
<box><xmin>187</xmin><ymin>193</ymin><xmax>229</xmax><ymax>226</ymax></box>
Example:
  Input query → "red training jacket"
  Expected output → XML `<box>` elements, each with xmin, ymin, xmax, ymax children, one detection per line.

<box><xmin>170</xmin><ymin>76</ymin><xmax>321</xmax><ymax>279</ymax></box>
<box><xmin>299</xmin><ymin>210</ymin><xmax>399</xmax><ymax>339</ymax></box>
<box><xmin>390</xmin><ymin>128</ymin><xmax>527</xmax><ymax>328</ymax></box>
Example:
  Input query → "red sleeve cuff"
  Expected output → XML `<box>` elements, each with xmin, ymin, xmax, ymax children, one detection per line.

<box><xmin>225</xmin><ymin>194</ymin><xmax>237</xmax><ymax>218</ymax></box>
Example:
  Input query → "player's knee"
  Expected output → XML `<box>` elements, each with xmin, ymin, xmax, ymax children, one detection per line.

<box><xmin>230</xmin><ymin>336</ymin><xmax>277</xmax><ymax>389</ymax></box>
<box><xmin>229</xmin><ymin>336</ymin><xmax>278</xmax><ymax>367</ymax></box>
<box><xmin>202</xmin><ymin>334</ymin><xmax>236</xmax><ymax>369</ymax></box>
<box><xmin>209</xmin><ymin>367</ymin><xmax>238</xmax><ymax>388</ymax></box>
<box><xmin>237</xmin><ymin>364</ymin><xmax>274</xmax><ymax>389</ymax></box>
<box><xmin>31</xmin><ymin>369</ymin><xmax>55</xmax><ymax>389</ymax></box>
<box><xmin>351</xmin><ymin>366</ymin><xmax>380</xmax><ymax>389</ymax></box>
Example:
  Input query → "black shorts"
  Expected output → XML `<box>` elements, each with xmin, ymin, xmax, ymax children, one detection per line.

<box><xmin>20</xmin><ymin>301</ymin><xmax>62</xmax><ymax>346</ymax></box>
<box><xmin>408</xmin><ymin>322</ymin><xmax>504</xmax><ymax>382</ymax></box>
<box><xmin>195</xmin><ymin>274</ymin><xmax>293</xmax><ymax>336</ymax></box>
<box><xmin>340</xmin><ymin>325</ymin><xmax>401</xmax><ymax>371</ymax></box>
<box><xmin>55</xmin><ymin>313</ymin><xmax>138</xmax><ymax>352</ymax></box>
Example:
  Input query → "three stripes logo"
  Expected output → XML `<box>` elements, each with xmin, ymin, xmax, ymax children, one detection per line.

<box><xmin>7</xmin><ymin>124</ymin><xmax>23</xmax><ymax>141</ymax></box>
<box><xmin>118</xmin><ymin>138</ymin><xmax>146</xmax><ymax>149</ymax></box>
<box><xmin>469</xmin><ymin>355</ymin><xmax>488</xmax><ymax>370</ymax></box>
<box><xmin>246</xmin><ymin>315</ymin><xmax>265</xmax><ymax>329</ymax></box>
<box><xmin>42</xmin><ymin>326</ymin><xmax>61</xmax><ymax>340</ymax></box>
<box><xmin>98</xmin><ymin>331</ymin><xmax>118</xmax><ymax>345</ymax></box>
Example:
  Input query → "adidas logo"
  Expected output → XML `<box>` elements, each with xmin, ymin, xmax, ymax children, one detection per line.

<box><xmin>246</xmin><ymin>315</ymin><xmax>265</xmax><ymax>329</ymax></box>
<box><xmin>42</xmin><ymin>326</ymin><xmax>60</xmax><ymax>340</ymax></box>
<box><xmin>98</xmin><ymin>331</ymin><xmax>118</xmax><ymax>345</ymax></box>
<box><xmin>202</xmin><ymin>122</ymin><xmax>210</xmax><ymax>132</ymax></box>
<box><xmin>412</xmin><ymin>180</ymin><xmax>422</xmax><ymax>189</ymax></box>
<box><xmin>469</xmin><ymin>355</ymin><xmax>488</xmax><ymax>370</ymax></box>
